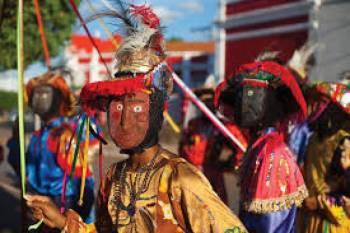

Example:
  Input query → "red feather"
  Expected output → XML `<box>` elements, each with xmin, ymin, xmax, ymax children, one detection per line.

<box><xmin>130</xmin><ymin>5</ymin><xmax>160</xmax><ymax>29</ymax></box>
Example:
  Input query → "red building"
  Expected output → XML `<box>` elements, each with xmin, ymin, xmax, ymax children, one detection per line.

<box><xmin>216</xmin><ymin>0</ymin><xmax>313</xmax><ymax>80</ymax></box>
<box><xmin>65</xmin><ymin>34</ymin><xmax>214</xmax><ymax>89</ymax></box>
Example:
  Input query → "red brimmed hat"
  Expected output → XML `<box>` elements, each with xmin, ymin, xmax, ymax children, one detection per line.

<box><xmin>215</xmin><ymin>61</ymin><xmax>307</xmax><ymax>118</ymax></box>
<box><xmin>80</xmin><ymin>4</ymin><xmax>173</xmax><ymax>116</ymax></box>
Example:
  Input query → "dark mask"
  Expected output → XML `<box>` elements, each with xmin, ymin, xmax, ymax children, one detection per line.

<box><xmin>220</xmin><ymin>84</ymin><xmax>282</xmax><ymax>129</ymax></box>
<box><xmin>31</xmin><ymin>85</ymin><xmax>61</xmax><ymax>119</ymax></box>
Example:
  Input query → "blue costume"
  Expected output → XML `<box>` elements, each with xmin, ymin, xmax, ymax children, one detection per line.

<box><xmin>27</xmin><ymin>116</ymin><xmax>99</xmax><ymax>223</ymax></box>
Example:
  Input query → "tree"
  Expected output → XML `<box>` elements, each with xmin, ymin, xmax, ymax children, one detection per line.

<box><xmin>0</xmin><ymin>0</ymin><xmax>80</xmax><ymax>70</ymax></box>
<box><xmin>0</xmin><ymin>90</ymin><xmax>17</xmax><ymax>111</ymax></box>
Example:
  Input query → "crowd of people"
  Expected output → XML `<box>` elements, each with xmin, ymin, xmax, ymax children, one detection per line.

<box><xmin>3</xmin><ymin>2</ymin><xmax>350</xmax><ymax>233</ymax></box>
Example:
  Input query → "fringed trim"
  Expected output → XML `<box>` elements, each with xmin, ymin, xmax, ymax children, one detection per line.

<box><xmin>242</xmin><ymin>185</ymin><xmax>309</xmax><ymax>214</ymax></box>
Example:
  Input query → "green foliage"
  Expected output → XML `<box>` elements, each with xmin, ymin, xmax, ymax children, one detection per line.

<box><xmin>0</xmin><ymin>90</ymin><xmax>17</xmax><ymax>110</ymax></box>
<box><xmin>167</xmin><ymin>37</ymin><xmax>184</xmax><ymax>42</ymax></box>
<box><xmin>0</xmin><ymin>0</ymin><xmax>80</xmax><ymax>70</ymax></box>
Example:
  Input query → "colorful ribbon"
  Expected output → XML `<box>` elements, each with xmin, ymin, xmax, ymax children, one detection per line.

<box><xmin>33</xmin><ymin>0</ymin><xmax>51</xmax><ymax>67</ymax></box>
<box><xmin>163</xmin><ymin>111</ymin><xmax>181</xmax><ymax>134</ymax></box>
<box><xmin>69</xmin><ymin>115</ymin><xmax>86</xmax><ymax>181</ymax></box>
<box><xmin>78</xmin><ymin>117</ymin><xmax>90</xmax><ymax>205</ymax></box>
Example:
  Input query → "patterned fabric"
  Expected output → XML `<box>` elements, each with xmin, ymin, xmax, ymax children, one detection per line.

<box><xmin>26</xmin><ymin>116</ymin><xmax>100</xmax><ymax>223</ymax></box>
<box><xmin>27</xmin><ymin>117</ymin><xmax>98</xmax><ymax>196</ymax></box>
<box><xmin>62</xmin><ymin>147</ymin><xmax>247</xmax><ymax>233</ymax></box>
<box><xmin>240</xmin><ymin>131</ymin><xmax>308</xmax><ymax>214</ymax></box>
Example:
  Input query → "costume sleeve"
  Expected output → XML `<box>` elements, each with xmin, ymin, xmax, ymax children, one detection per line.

<box><xmin>170</xmin><ymin>161</ymin><xmax>247</xmax><ymax>233</ymax></box>
<box><xmin>63</xmin><ymin>164</ymin><xmax>116</xmax><ymax>233</ymax></box>
<box><xmin>304</xmin><ymin>137</ymin><xmax>332</xmax><ymax>195</ymax></box>
<box><xmin>62</xmin><ymin>209</ymin><xmax>96</xmax><ymax>233</ymax></box>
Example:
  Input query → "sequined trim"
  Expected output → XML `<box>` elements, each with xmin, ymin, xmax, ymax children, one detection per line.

<box><xmin>242</xmin><ymin>185</ymin><xmax>309</xmax><ymax>213</ymax></box>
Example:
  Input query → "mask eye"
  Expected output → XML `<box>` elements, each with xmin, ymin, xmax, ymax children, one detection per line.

<box><xmin>133</xmin><ymin>105</ymin><xmax>143</xmax><ymax>113</ymax></box>
<box><xmin>116</xmin><ymin>104</ymin><xmax>123</xmax><ymax>111</ymax></box>
<box><xmin>247</xmin><ymin>89</ymin><xmax>254</xmax><ymax>96</ymax></box>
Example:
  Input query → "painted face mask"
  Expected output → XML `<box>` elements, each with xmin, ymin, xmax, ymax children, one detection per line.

<box><xmin>107</xmin><ymin>91</ymin><xmax>150</xmax><ymax>149</ymax></box>
<box><xmin>220</xmin><ymin>83</ymin><xmax>280</xmax><ymax>128</ymax></box>
<box><xmin>79</xmin><ymin>5</ymin><xmax>172</xmax><ymax>154</ymax></box>
<box><xmin>234</xmin><ymin>85</ymin><xmax>272</xmax><ymax>128</ymax></box>
<box><xmin>31</xmin><ymin>85</ymin><xmax>60</xmax><ymax>118</ymax></box>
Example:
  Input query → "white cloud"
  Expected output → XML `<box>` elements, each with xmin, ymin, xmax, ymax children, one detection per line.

<box><xmin>0</xmin><ymin>70</ymin><xmax>18</xmax><ymax>91</ymax></box>
<box><xmin>178</xmin><ymin>1</ymin><xmax>203</xmax><ymax>13</ymax></box>
<box><xmin>153</xmin><ymin>6</ymin><xmax>182</xmax><ymax>23</ymax></box>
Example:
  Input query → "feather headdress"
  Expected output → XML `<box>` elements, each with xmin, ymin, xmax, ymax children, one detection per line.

<box><xmin>255</xmin><ymin>50</ymin><xmax>281</xmax><ymax>63</ymax></box>
<box><xmin>80</xmin><ymin>1</ymin><xmax>173</xmax><ymax>115</ymax></box>
<box><xmin>288</xmin><ymin>43</ymin><xmax>318</xmax><ymax>79</ymax></box>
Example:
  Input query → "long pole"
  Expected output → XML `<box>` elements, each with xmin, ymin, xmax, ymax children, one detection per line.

<box><xmin>17</xmin><ymin>0</ymin><xmax>26</xmax><ymax>198</ymax></box>
<box><xmin>172</xmin><ymin>72</ymin><xmax>247</xmax><ymax>152</ymax></box>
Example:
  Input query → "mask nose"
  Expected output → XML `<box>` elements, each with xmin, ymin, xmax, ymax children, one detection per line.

<box><xmin>120</xmin><ymin>106</ymin><xmax>131</xmax><ymax>129</ymax></box>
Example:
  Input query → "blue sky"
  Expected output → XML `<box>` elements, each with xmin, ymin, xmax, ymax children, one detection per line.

<box><xmin>0</xmin><ymin>0</ymin><xmax>217</xmax><ymax>91</ymax></box>
<box><xmin>78</xmin><ymin>0</ymin><xmax>217</xmax><ymax>41</ymax></box>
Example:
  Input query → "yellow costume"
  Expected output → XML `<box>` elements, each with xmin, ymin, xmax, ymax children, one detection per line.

<box><xmin>298</xmin><ymin>129</ymin><xmax>350</xmax><ymax>233</ymax></box>
<box><xmin>63</xmin><ymin>147</ymin><xmax>247</xmax><ymax>233</ymax></box>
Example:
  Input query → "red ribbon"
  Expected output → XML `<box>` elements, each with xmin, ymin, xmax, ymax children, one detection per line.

<box><xmin>33</xmin><ymin>0</ymin><xmax>51</xmax><ymax>67</ymax></box>
<box><xmin>68</xmin><ymin>0</ymin><xmax>113</xmax><ymax>79</ymax></box>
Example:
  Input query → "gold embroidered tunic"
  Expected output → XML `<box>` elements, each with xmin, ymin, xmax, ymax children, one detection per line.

<box><xmin>63</xmin><ymin>147</ymin><xmax>247</xmax><ymax>233</ymax></box>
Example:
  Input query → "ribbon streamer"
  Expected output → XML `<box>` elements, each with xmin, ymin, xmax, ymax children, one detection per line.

<box><xmin>98</xmin><ymin>141</ymin><xmax>106</xmax><ymax>201</ymax></box>
<box><xmin>163</xmin><ymin>111</ymin><xmax>181</xmax><ymax>134</ymax></box>
<box><xmin>33</xmin><ymin>0</ymin><xmax>51</xmax><ymax>67</ymax></box>
<box><xmin>78</xmin><ymin>117</ymin><xmax>90</xmax><ymax>205</ymax></box>
<box><xmin>28</xmin><ymin>218</ymin><xmax>44</xmax><ymax>231</ymax></box>
<box><xmin>17</xmin><ymin>0</ymin><xmax>26</xmax><ymax>197</ymax></box>
<box><xmin>69</xmin><ymin>115</ymin><xmax>87</xmax><ymax>181</ymax></box>
<box><xmin>68</xmin><ymin>0</ymin><xmax>112</xmax><ymax>79</ymax></box>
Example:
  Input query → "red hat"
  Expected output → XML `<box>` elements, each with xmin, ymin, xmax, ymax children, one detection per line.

<box><xmin>80</xmin><ymin>4</ymin><xmax>173</xmax><ymax>116</ymax></box>
<box><xmin>215</xmin><ymin>61</ymin><xmax>307</xmax><ymax>119</ymax></box>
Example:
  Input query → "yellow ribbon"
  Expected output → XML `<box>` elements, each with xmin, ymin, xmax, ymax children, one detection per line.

<box><xmin>78</xmin><ymin>117</ymin><xmax>90</xmax><ymax>206</ymax></box>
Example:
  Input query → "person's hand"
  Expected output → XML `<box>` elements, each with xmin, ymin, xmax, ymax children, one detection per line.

<box><xmin>342</xmin><ymin>196</ymin><xmax>350</xmax><ymax>218</ymax></box>
<box><xmin>303</xmin><ymin>196</ymin><xmax>318</xmax><ymax>211</ymax></box>
<box><xmin>25</xmin><ymin>195</ymin><xmax>66</xmax><ymax>229</ymax></box>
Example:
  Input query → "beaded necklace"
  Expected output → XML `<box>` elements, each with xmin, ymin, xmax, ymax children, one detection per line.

<box><xmin>112</xmin><ymin>148</ymin><xmax>161</xmax><ymax>227</ymax></box>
